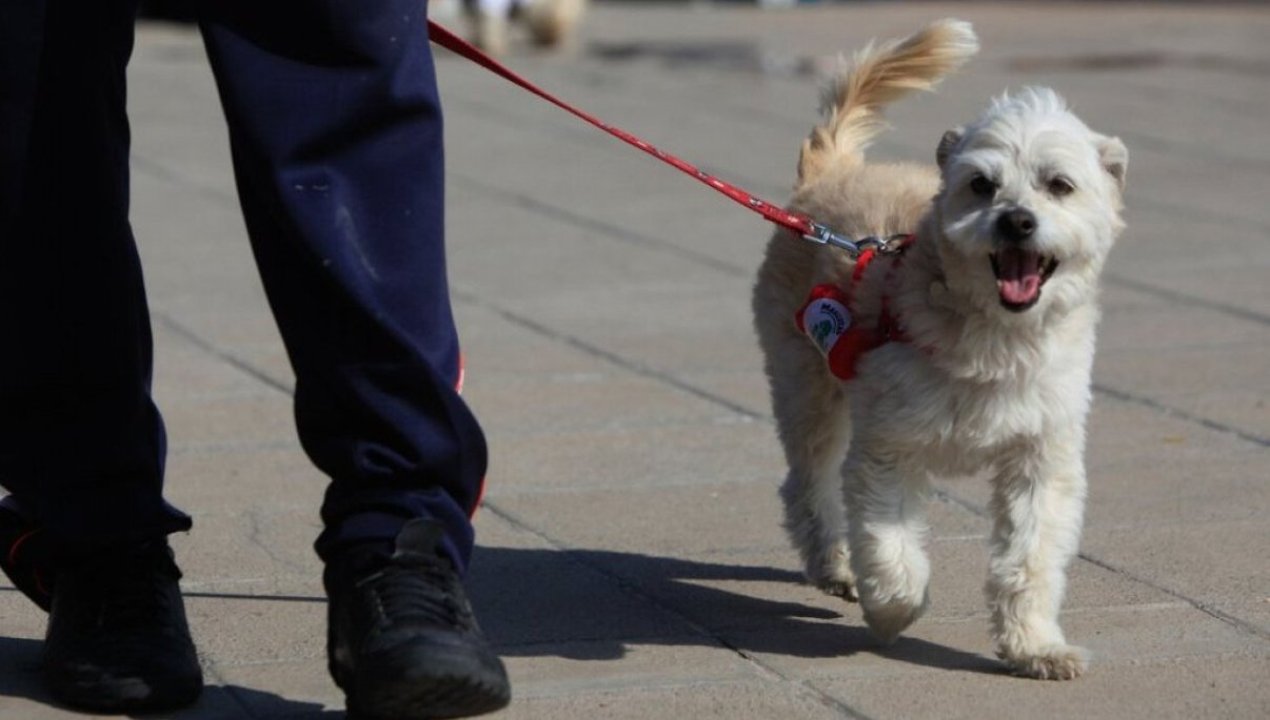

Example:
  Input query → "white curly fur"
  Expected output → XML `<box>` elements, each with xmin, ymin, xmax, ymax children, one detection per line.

<box><xmin>752</xmin><ymin>20</ymin><xmax>1127</xmax><ymax>680</ymax></box>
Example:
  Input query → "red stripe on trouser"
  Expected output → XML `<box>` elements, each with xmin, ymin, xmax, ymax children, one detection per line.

<box><xmin>456</xmin><ymin>351</ymin><xmax>487</xmax><ymax>519</ymax></box>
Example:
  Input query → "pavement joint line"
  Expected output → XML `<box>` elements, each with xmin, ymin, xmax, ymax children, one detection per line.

<box><xmin>549</xmin><ymin>50</ymin><xmax>806</xmax><ymax>128</ymax></box>
<box><xmin>0</xmin><ymin>10</ymin><xmax>1249</xmax><ymax>719</ymax></box>
<box><xmin>138</xmin><ymin>201</ymin><xmax>1267</xmax><ymax>506</ymax></box>
<box><xmin>930</xmin><ymin>488</ymin><xmax>1270</xmax><ymax>644</ymax></box>
<box><xmin>442</xmin><ymin>54</ymin><xmax>817</xmax><ymax>185</ymax></box>
<box><xmin>455</xmin><ymin>56</ymin><xmax>1270</xmax><ymax>300</ymax></box>
<box><xmin>244</xmin><ymin>509</ymin><xmax>312</xmax><ymax>576</ymax></box>
<box><xmin>132</xmin><ymin>101</ymin><xmax>1270</xmax><ymax>341</ymax></box>
<box><xmin>482</xmin><ymin>501</ymin><xmax>873</xmax><ymax>720</ymax></box>
<box><xmin>148</xmin><ymin>254</ymin><xmax>1270</xmax><ymax>645</ymax></box>
<box><xmin>1105</xmin><ymin>271</ymin><xmax>1270</xmax><ymax>328</ymax></box>
<box><xmin>450</xmin><ymin>171</ymin><xmax>1269</xmax><ymax>450</ymax></box>
<box><xmin>167</xmin><ymin>439</ymin><xmax>301</xmax><ymax>456</ymax></box>
<box><xmin>1074</xmin><ymin>553</ymin><xmax>1270</xmax><ymax>643</ymax></box>
<box><xmin>182</xmin><ymin>591</ymin><xmax>326</xmax><ymax>604</ymax></box>
<box><xmin>154</xmin><ymin>312</ymin><xmax>295</xmax><ymax>397</ymax></box>
<box><xmin>916</xmin><ymin>601</ymin><xmax>1191</xmax><ymax>623</ymax></box>
<box><xmin>132</xmin><ymin>101</ymin><xmax>1269</xmax><ymax>454</ymax></box>
<box><xmin>495</xmin><ymin>633</ymin><xmax>744</xmax><ymax>651</ymax></box>
<box><xmin>484</xmin><ymin>476</ymin><xmax>780</xmax><ymax>497</ymax></box>
<box><xmin>443</xmin><ymin>91</ymin><xmax>652</xmax><ymax>158</ymax></box>
<box><xmin>457</xmin><ymin>278</ymin><xmax>1269</xmax><ymax>456</ymax></box>
<box><xmin>452</xmin><ymin>286</ymin><xmax>768</xmax><ymax>421</ymax></box>
<box><xmin>502</xmin><ymin>676</ymin><xmax>867</xmax><ymax>709</ymax></box>
<box><xmin>132</xmin><ymin>151</ymin><xmax>239</xmax><ymax>207</ymax></box>
<box><xmin>449</xmin><ymin>172</ymin><xmax>755</xmax><ymax>278</ymax></box>
<box><xmin>207</xmin><ymin>657</ymin><xmax>329</xmax><ymax>671</ymax></box>
<box><xmin>1092</xmin><ymin>382</ymin><xmax>1270</xmax><ymax>449</ymax></box>
<box><xmin>460</xmin><ymin>152</ymin><xmax>1270</xmax><ymax>342</ymax></box>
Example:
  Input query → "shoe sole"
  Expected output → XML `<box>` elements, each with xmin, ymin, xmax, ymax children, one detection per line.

<box><xmin>336</xmin><ymin>643</ymin><xmax>510</xmax><ymax>719</ymax></box>
<box><xmin>347</xmin><ymin>673</ymin><xmax>510</xmax><ymax>720</ymax></box>
<box><xmin>45</xmin><ymin>669</ymin><xmax>203</xmax><ymax>714</ymax></box>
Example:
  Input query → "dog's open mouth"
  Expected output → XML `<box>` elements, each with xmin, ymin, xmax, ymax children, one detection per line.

<box><xmin>990</xmin><ymin>248</ymin><xmax>1059</xmax><ymax>312</ymax></box>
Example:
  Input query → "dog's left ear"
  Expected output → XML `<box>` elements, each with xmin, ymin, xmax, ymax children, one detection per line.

<box><xmin>1097</xmin><ymin>135</ymin><xmax>1128</xmax><ymax>191</ymax></box>
<box><xmin>937</xmin><ymin>127</ymin><xmax>963</xmax><ymax>170</ymax></box>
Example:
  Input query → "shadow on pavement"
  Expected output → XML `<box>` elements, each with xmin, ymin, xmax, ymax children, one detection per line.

<box><xmin>0</xmin><ymin>635</ymin><xmax>343</xmax><ymax>719</ymax></box>
<box><xmin>468</xmin><ymin>546</ymin><xmax>997</xmax><ymax>674</ymax></box>
<box><xmin>2</xmin><ymin>544</ymin><xmax>997</xmax><ymax>717</ymax></box>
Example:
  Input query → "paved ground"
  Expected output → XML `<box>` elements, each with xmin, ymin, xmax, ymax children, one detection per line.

<box><xmin>2</xmin><ymin>2</ymin><xmax>1268</xmax><ymax>718</ymax></box>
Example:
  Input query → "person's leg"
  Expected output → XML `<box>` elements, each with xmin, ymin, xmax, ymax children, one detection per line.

<box><xmin>198</xmin><ymin>0</ymin><xmax>486</xmax><ymax>574</ymax></box>
<box><xmin>0</xmin><ymin>0</ymin><xmax>202</xmax><ymax>712</ymax></box>
<box><xmin>198</xmin><ymin>2</ymin><xmax>507</xmax><ymax>716</ymax></box>
<box><xmin>0</xmin><ymin>0</ymin><xmax>191</xmax><ymax>565</ymax></box>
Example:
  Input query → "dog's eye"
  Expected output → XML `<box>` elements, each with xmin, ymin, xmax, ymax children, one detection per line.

<box><xmin>1048</xmin><ymin>177</ymin><xmax>1075</xmax><ymax>197</ymax></box>
<box><xmin>969</xmin><ymin>175</ymin><xmax>997</xmax><ymax>198</ymax></box>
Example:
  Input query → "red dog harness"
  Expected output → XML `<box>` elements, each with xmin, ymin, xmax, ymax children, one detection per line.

<box><xmin>795</xmin><ymin>238</ymin><xmax>914</xmax><ymax>380</ymax></box>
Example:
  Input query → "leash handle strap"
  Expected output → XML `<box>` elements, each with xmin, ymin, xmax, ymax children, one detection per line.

<box><xmin>426</xmin><ymin>20</ymin><xmax>823</xmax><ymax>242</ymax></box>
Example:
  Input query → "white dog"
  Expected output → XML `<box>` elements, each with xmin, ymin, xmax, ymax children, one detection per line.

<box><xmin>752</xmin><ymin>19</ymin><xmax>1127</xmax><ymax>680</ymax></box>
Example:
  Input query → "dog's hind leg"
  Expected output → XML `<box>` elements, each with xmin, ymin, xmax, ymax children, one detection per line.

<box><xmin>845</xmin><ymin>446</ymin><xmax>931</xmax><ymax>643</ymax></box>
<box><xmin>765</xmin><ymin>343</ymin><xmax>857</xmax><ymax>600</ymax></box>
<box><xmin>754</xmin><ymin>254</ymin><xmax>858</xmax><ymax>601</ymax></box>
<box><xmin>778</xmin><ymin>402</ymin><xmax>856</xmax><ymax>601</ymax></box>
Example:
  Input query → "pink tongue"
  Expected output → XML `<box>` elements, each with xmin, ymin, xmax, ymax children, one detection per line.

<box><xmin>996</xmin><ymin>248</ymin><xmax>1043</xmax><ymax>305</ymax></box>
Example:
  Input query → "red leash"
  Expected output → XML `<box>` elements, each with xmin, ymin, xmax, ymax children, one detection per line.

<box><xmin>427</xmin><ymin>20</ymin><xmax>877</xmax><ymax>257</ymax></box>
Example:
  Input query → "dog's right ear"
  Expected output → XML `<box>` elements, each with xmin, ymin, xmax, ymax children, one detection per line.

<box><xmin>1097</xmin><ymin>134</ymin><xmax>1128</xmax><ymax>191</ymax></box>
<box><xmin>937</xmin><ymin>127</ymin><xmax>963</xmax><ymax>170</ymax></box>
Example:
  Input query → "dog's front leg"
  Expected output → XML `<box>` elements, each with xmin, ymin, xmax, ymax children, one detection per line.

<box><xmin>844</xmin><ymin>447</ymin><xmax>931</xmax><ymax>644</ymax></box>
<box><xmin>986</xmin><ymin>440</ymin><xmax>1088</xmax><ymax>680</ymax></box>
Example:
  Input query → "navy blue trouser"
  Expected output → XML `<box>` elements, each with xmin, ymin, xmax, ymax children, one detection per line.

<box><xmin>0</xmin><ymin>0</ymin><xmax>487</xmax><ymax>574</ymax></box>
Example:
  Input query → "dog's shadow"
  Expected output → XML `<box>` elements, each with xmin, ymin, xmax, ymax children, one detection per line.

<box><xmin>468</xmin><ymin>546</ymin><xmax>996</xmax><ymax>673</ymax></box>
<box><xmin>0</xmin><ymin>547</ymin><xmax>994</xmax><ymax>717</ymax></box>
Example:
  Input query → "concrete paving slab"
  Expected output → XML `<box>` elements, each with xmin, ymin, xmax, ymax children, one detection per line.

<box><xmin>169</xmin><ymin>507</ymin><xmax>324</xmax><ymax>597</ymax></box>
<box><xmin>185</xmin><ymin>595</ymin><xmax>327</xmax><ymax>669</ymax></box>
<box><xmin>487</xmin><ymin>479</ymin><xmax>983</xmax><ymax>553</ymax></box>
<box><xmin>941</xmin><ymin>390</ymin><xmax>1267</xmax><ymax>514</ymax></box>
<box><xmin>497</xmin><ymin>679</ymin><xmax>851</xmax><ymax>720</ymax></box>
<box><xmin>210</xmin><ymin>660</ymin><xmax>345</xmax><ymax>719</ymax></box>
<box><xmin>480</xmin><ymin>421</ymin><xmax>784</xmax><ymax>491</ymax></box>
<box><xmin>467</xmin><ymin>374</ymin><xmax>749</xmax><ymax>438</ymax></box>
<box><xmin>734</xmin><ymin>605</ymin><xmax>1263</xmax><ymax>683</ymax></box>
<box><xmin>469</xmin><ymin>510</ymin><xmax>711</xmax><ymax>648</ymax></box>
<box><xmin>817</xmin><ymin>654</ymin><xmax>1270</xmax><ymax>720</ymax></box>
<box><xmin>1081</xmin><ymin>519</ymin><xmax>1270</xmax><ymax>636</ymax></box>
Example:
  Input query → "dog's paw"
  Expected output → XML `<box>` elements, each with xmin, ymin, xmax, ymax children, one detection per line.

<box><xmin>816</xmin><ymin>575</ymin><xmax>859</xmax><ymax>602</ymax></box>
<box><xmin>998</xmin><ymin>643</ymin><xmax>1089</xmax><ymax>680</ymax></box>
<box><xmin>806</xmin><ymin>543</ymin><xmax>858</xmax><ymax>602</ymax></box>
<box><xmin>862</xmin><ymin>591</ymin><xmax>929</xmax><ymax>645</ymax></box>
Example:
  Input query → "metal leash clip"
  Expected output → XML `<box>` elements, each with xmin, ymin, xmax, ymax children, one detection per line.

<box><xmin>860</xmin><ymin>233</ymin><xmax>914</xmax><ymax>255</ymax></box>
<box><xmin>802</xmin><ymin>222</ymin><xmax>866</xmax><ymax>258</ymax></box>
<box><xmin>803</xmin><ymin>223</ymin><xmax>910</xmax><ymax>259</ymax></box>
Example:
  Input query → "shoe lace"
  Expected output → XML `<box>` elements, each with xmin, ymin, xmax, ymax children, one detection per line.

<box><xmin>360</xmin><ymin>556</ymin><xmax>472</xmax><ymax>632</ymax></box>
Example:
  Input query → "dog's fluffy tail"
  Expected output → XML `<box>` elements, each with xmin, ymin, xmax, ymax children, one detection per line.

<box><xmin>798</xmin><ymin>19</ymin><xmax>979</xmax><ymax>185</ymax></box>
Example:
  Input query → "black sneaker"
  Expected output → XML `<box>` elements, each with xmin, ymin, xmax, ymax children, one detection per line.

<box><xmin>326</xmin><ymin>519</ymin><xmax>511</xmax><ymax>720</ymax></box>
<box><xmin>41</xmin><ymin>540</ymin><xmax>203</xmax><ymax>713</ymax></box>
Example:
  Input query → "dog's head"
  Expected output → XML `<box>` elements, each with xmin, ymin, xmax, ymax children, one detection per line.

<box><xmin>932</xmin><ymin>87</ymin><xmax>1127</xmax><ymax>318</ymax></box>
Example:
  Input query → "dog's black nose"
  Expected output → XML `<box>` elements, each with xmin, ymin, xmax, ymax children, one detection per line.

<box><xmin>997</xmin><ymin>208</ymin><xmax>1037</xmax><ymax>243</ymax></box>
